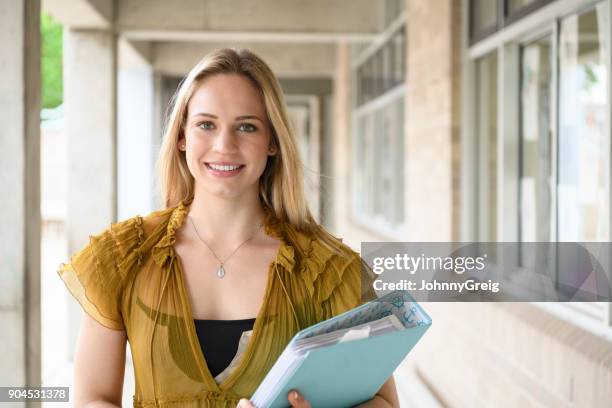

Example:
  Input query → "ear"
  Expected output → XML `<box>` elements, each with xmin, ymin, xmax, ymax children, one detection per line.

<box><xmin>268</xmin><ymin>144</ymin><xmax>278</xmax><ymax>156</ymax></box>
<box><xmin>178</xmin><ymin>137</ymin><xmax>186</xmax><ymax>151</ymax></box>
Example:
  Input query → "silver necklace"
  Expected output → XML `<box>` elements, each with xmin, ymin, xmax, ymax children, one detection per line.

<box><xmin>188</xmin><ymin>215</ymin><xmax>264</xmax><ymax>279</ymax></box>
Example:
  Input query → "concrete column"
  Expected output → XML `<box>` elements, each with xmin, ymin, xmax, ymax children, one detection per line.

<box><xmin>405</xmin><ymin>0</ymin><xmax>462</xmax><ymax>241</ymax></box>
<box><xmin>332</xmin><ymin>42</ymin><xmax>351</xmax><ymax>238</ymax></box>
<box><xmin>0</xmin><ymin>0</ymin><xmax>41</xmax><ymax>390</ymax></box>
<box><xmin>64</xmin><ymin>28</ymin><xmax>117</xmax><ymax>355</ymax></box>
<box><xmin>118</xmin><ymin>67</ymin><xmax>157</xmax><ymax>219</ymax></box>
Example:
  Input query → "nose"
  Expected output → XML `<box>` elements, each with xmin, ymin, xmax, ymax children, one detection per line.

<box><xmin>212</xmin><ymin>125</ymin><xmax>238</xmax><ymax>153</ymax></box>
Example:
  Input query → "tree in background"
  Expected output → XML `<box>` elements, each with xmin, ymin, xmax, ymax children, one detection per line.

<box><xmin>41</xmin><ymin>12</ymin><xmax>62</xmax><ymax>109</ymax></box>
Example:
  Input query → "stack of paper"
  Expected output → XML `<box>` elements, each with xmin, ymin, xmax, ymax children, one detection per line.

<box><xmin>251</xmin><ymin>290</ymin><xmax>432</xmax><ymax>408</ymax></box>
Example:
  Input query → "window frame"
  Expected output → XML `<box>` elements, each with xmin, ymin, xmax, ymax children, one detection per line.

<box><xmin>474</xmin><ymin>50</ymin><xmax>500</xmax><ymax>242</ymax></box>
<box><xmin>351</xmin><ymin>85</ymin><xmax>407</xmax><ymax>240</ymax></box>
<box><xmin>470</xmin><ymin>0</ymin><xmax>558</xmax><ymax>44</ymax></box>
<box><xmin>350</xmin><ymin>13</ymin><xmax>408</xmax><ymax>240</ymax></box>
<box><xmin>464</xmin><ymin>0</ymin><xmax>612</xmax><ymax>340</ymax></box>
<box><xmin>355</xmin><ymin>23</ymin><xmax>406</xmax><ymax>107</ymax></box>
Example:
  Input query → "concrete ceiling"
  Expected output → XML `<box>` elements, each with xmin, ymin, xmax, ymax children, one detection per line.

<box><xmin>44</xmin><ymin>0</ymin><xmax>387</xmax><ymax>77</ymax></box>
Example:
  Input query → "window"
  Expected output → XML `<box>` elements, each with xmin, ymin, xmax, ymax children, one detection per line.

<box><xmin>470</xmin><ymin>0</ymin><xmax>555</xmax><ymax>43</ymax></box>
<box><xmin>519</xmin><ymin>35</ymin><xmax>553</xmax><ymax>269</ymax></box>
<box><xmin>468</xmin><ymin>0</ymin><xmax>612</xmax><ymax>337</ymax></box>
<box><xmin>372</xmin><ymin>98</ymin><xmax>405</xmax><ymax>225</ymax></box>
<box><xmin>352</xmin><ymin>19</ymin><xmax>406</xmax><ymax>237</ymax></box>
<box><xmin>558</xmin><ymin>6</ymin><xmax>609</xmax><ymax>242</ymax></box>
<box><xmin>471</xmin><ymin>0</ymin><xmax>500</xmax><ymax>41</ymax></box>
<box><xmin>356</xmin><ymin>26</ymin><xmax>405</xmax><ymax>106</ymax></box>
<box><xmin>382</xmin><ymin>0</ymin><xmax>405</xmax><ymax>28</ymax></box>
<box><xmin>476</xmin><ymin>52</ymin><xmax>499</xmax><ymax>243</ymax></box>
<box><xmin>507</xmin><ymin>0</ymin><xmax>550</xmax><ymax>22</ymax></box>
<box><xmin>352</xmin><ymin>92</ymin><xmax>406</xmax><ymax>234</ymax></box>
<box><xmin>509</xmin><ymin>0</ymin><xmax>542</xmax><ymax>11</ymax></box>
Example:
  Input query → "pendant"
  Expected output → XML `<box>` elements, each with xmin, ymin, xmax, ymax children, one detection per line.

<box><xmin>216</xmin><ymin>265</ymin><xmax>225</xmax><ymax>278</ymax></box>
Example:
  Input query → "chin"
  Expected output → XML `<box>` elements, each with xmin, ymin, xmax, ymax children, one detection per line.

<box><xmin>199</xmin><ymin>181</ymin><xmax>260</xmax><ymax>200</ymax></box>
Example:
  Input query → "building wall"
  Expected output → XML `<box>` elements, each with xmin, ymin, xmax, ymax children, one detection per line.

<box><xmin>330</xmin><ymin>42</ymin><xmax>401</xmax><ymax>250</ymax></box>
<box><xmin>331</xmin><ymin>0</ymin><xmax>612</xmax><ymax>407</ymax></box>
<box><xmin>414</xmin><ymin>302</ymin><xmax>612</xmax><ymax>407</ymax></box>
<box><xmin>330</xmin><ymin>0</ymin><xmax>461</xmax><ymax>248</ymax></box>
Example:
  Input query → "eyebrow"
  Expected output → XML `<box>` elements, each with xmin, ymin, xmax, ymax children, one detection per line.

<box><xmin>191</xmin><ymin>112</ymin><xmax>265</xmax><ymax>123</ymax></box>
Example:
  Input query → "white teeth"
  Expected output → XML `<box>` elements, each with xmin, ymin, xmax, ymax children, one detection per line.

<box><xmin>208</xmin><ymin>163</ymin><xmax>241</xmax><ymax>171</ymax></box>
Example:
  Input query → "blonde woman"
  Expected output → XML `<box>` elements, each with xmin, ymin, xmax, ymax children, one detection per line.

<box><xmin>58</xmin><ymin>48</ymin><xmax>399</xmax><ymax>408</ymax></box>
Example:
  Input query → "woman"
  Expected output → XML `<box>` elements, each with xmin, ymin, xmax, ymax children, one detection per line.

<box><xmin>58</xmin><ymin>48</ymin><xmax>399</xmax><ymax>408</ymax></box>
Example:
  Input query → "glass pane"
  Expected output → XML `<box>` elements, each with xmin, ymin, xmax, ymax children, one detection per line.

<box><xmin>366</xmin><ymin>58</ymin><xmax>376</xmax><ymax>101</ymax></box>
<box><xmin>472</xmin><ymin>0</ymin><xmax>498</xmax><ymax>34</ymax></box>
<box><xmin>357</xmin><ymin>65</ymin><xmax>364</xmax><ymax>106</ymax></box>
<box><xmin>354</xmin><ymin>116</ymin><xmax>367</xmax><ymax>214</ymax></box>
<box><xmin>476</xmin><ymin>51</ymin><xmax>498</xmax><ymax>242</ymax></box>
<box><xmin>356</xmin><ymin>26</ymin><xmax>405</xmax><ymax>106</ymax></box>
<box><xmin>393</xmin><ymin>28</ymin><xmax>405</xmax><ymax>86</ymax></box>
<box><xmin>373</xmin><ymin>50</ymin><xmax>383</xmax><ymax>97</ymax></box>
<box><xmin>363</xmin><ymin>60</ymin><xmax>372</xmax><ymax>102</ymax></box>
<box><xmin>394</xmin><ymin>98</ymin><xmax>405</xmax><ymax>225</ymax></box>
<box><xmin>508</xmin><ymin>0</ymin><xmax>541</xmax><ymax>14</ymax></box>
<box><xmin>373</xmin><ymin>109</ymin><xmax>385</xmax><ymax>217</ymax></box>
<box><xmin>559</xmin><ymin>4</ymin><xmax>609</xmax><ymax>241</ymax></box>
<box><xmin>357</xmin><ymin>66</ymin><xmax>364</xmax><ymax>105</ymax></box>
<box><xmin>381</xmin><ymin>103</ymin><xmax>394</xmax><ymax>222</ymax></box>
<box><xmin>384</xmin><ymin>0</ymin><xmax>404</xmax><ymax>26</ymax></box>
<box><xmin>382</xmin><ymin>43</ymin><xmax>392</xmax><ymax>93</ymax></box>
<box><xmin>365</xmin><ymin>114</ymin><xmax>375</xmax><ymax>216</ymax></box>
<box><xmin>519</xmin><ymin>35</ymin><xmax>553</xmax><ymax>246</ymax></box>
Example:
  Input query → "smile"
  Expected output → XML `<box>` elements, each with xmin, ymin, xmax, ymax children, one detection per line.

<box><xmin>204</xmin><ymin>162</ymin><xmax>245</xmax><ymax>177</ymax></box>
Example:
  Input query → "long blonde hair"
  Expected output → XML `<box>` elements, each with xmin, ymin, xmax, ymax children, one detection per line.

<box><xmin>156</xmin><ymin>48</ymin><xmax>347</xmax><ymax>257</ymax></box>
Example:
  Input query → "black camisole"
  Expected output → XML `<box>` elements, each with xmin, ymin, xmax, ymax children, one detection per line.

<box><xmin>193</xmin><ymin>317</ymin><xmax>256</xmax><ymax>378</ymax></box>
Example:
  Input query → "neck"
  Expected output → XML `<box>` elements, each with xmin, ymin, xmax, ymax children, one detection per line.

<box><xmin>186</xmin><ymin>185</ymin><xmax>267</xmax><ymax>247</ymax></box>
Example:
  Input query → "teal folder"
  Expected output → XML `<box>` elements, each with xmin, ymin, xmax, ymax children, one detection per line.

<box><xmin>250</xmin><ymin>290</ymin><xmax>432</xmax><ymax>408</ymax></box>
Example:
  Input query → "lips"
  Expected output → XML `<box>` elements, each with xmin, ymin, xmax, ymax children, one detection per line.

<box><xmin>204</xmin><ymin>162</ymin><xmax>245</xmax><ymax>176</ymax></box>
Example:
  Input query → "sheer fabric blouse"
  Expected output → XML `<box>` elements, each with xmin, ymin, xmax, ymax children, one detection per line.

<box><xmin>57</xmin><ymin>198</ymin><xmax>378</xmax><ymax>407</ymax></box>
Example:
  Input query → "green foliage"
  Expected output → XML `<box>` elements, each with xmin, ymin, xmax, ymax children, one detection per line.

<box><xmin>41</xmin><ymin>12</ymin><xmax>63</xmax><ymax>109</ymax></box>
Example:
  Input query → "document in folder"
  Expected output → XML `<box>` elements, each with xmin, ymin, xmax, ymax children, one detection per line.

<box><xmin>250</xmin><ymin>290</ymin><xmax>432</xmax><ymax>408</ymax></box>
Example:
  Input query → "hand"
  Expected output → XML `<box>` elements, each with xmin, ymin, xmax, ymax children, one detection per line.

<box><xmin>236</xmin><ymin>398</ymin><xmax>255</xmax><ymax>408</ymax></box>
<box><xmin>236</xmin><ymin>390</ymin><xmax>311</xmax><ymax>408</ymax></box>
<box><xmin>287</xmin><ymin>390</ymin><xmax>311</xmax><ymax>407</ymax></box>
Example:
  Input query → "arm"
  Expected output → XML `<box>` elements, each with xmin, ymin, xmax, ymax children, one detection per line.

<box><xmin>73</xmin><ymin>313</ymin><xmax>127</xmax><ymax>408</ymax></box>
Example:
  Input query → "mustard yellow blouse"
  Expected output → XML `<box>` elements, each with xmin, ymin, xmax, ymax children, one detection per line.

<box><xmin>58</xmin><ymin>198</ymin><xmax>377</xmax><ymax>407</ymax></box>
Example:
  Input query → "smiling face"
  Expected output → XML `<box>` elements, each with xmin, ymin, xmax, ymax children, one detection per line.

<box><xmin>179</xmin><ymin>73</ymin><xmax>277</xmax><ymax>200</ymax></box>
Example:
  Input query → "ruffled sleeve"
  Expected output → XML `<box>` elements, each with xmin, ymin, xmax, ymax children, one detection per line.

<box><xmin>57</xmin><ymin>216</ymin><xmax>145</xmax><ymax>331</ymax></box>
<box><xmin>359</xmin><ymin>256</ymin><xmax>379</xmax><ymax>304</ymax></box>
<box><xmin>299</xmin><ymin>238</ymin><xmax>379</xmax><ymax>320</ymax></box>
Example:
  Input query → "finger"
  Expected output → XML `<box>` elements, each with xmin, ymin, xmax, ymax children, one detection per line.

<box><xmin>237</xmin><ymin>398</ymin><xmax>255</xmax><ymax>408</ymax></box>
<box><xmin>287</xmin><ymin>389</ymin><xmax>311</xmax><ymax>408</ymax></box>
